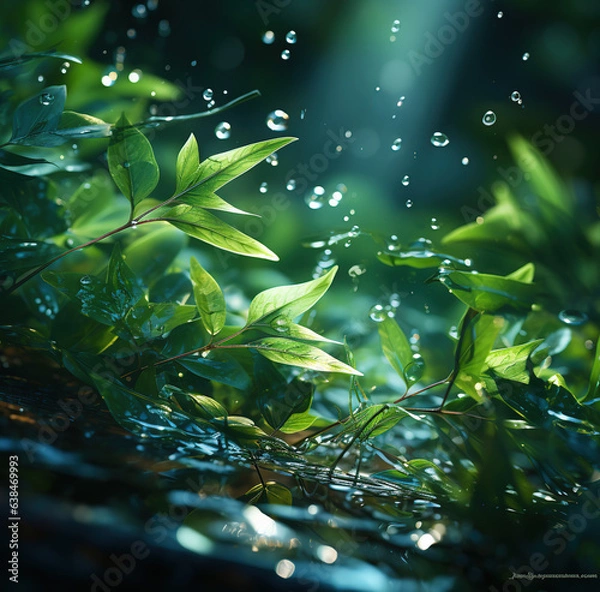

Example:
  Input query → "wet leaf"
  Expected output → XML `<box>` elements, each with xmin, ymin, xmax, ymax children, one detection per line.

<box><xmin>485</xmin><ymin>340</ymin><xmax>544</xmax><ymax>384</ymax></box>
<box><xmin>250</xmin><ymin>337</ymin><xmax>362</xmax><ymax>375</ymax></box>
<box><xmin>190</xmin><ymin>257</ymin><xmax>226</xmax><ymax>336</ymax></box>
<box><xmin>246</xmin><ymin>266</ymin><xmax>337</xmax><ymax>326</ymax></box>
<box><xmin>377</xmin><ymin>316</ymin><xmax>414</xmax><ymax>384</ymax></box>
<box><xmin>108</xmin><ymin>113</ymin><xmax>159</xmax><ymax>209</ymax></box>
<box><xmin>175</xmin><ymin>133</ymin><xmax>200</xmax><ymax>194</ymax></box>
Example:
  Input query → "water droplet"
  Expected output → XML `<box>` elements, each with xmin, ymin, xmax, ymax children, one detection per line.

<box><xmin>215</xmin><ymin>121</ymin><xmax>231</xmax><ymax>140</ymax></box>
<box><xmin>391</xmin><ymin>19</ymin><xmax>401</xmax><ymax>33</ymax></box>
<box><xmin>462</xmin><ymin>157</ymin><xmax>470</xmax><ymax>165</ymax></box>
<box><xmin>402</xmin><ymin>175</ymin><xmax>410</xmax><ymax>186</ymax></box>
<box><xmin>285</xmin><ymin>30</ymin><xmax>297</xmax><ymax>44</ymax></box>
<box><xmin>369</xmin><ymin>304</ymin><xmax>387</xmax><ymax>323</ymax></box>
<box><xmin>391</xmin><ymin>138</ymin><xmax>402</xmax><ymax>151</ymax></box>
<box><xmin>510</xmin><ymin>91</ymin><xmax>521</xmax><ymax>102</ymax></box>
<box><xmin>396</xmin><ymin>95</ymin><xmax>405</xmax><ymax>107</ymax></box>
<box><xmin>405</xmin><ymin>199</ymin><xmax>413</xmax><ymax>208</ymax></box>
<box><xmin>522</xmin><ymin>52</ymin><xmax>530</xmax><ymax>61</ymax></box>
<box><xmin>203</xmin><ymin>88</ymin><xmax>213</xmax><ymax>101</ymax></box>
<box><xmin>123</xmin><ymin>161</ymin><xmax>131</xmax><ymax>169</ymax></box>
<box><xmin>128</xmin><ymin>69</ymin><xmax>142</xmax><ymax>83</ymax></box>
<box><xmin>286</xmin><ymin>179</ymin><xmax>297</xmax><ymax>191</ymax></box>
<box><xmin>266</xmin><ymin>153</ymin><xmax>278</xmax><ymax>166</ymax></box>
<box><xmin>482</xmin><ymin>110</ymin><xmax>497</xmax><ymax>126</ymax></box>
<box><xmin>259</xmin><ymin>182</ymin><xmax>268</xmax><ymax>194</ymax></box>
<box><xmin>79</xmin><ymin>275</ymin><xmax>92</xmax><ymax>286</ymax></box>
<box><xmin>430</xmin><ymin>217</ymin><xmax>440</xmax><ymax>230</ymax></box>
<box><xmin>348</xmin><ymin>264</ymin><xmax>366</xmax><ymax>278</ymax></box>
<box><xmin>497</xmin><ymin>11</ymin><xmax>504</xmax><ymax>18</ymax></box>
<box><xmin>431</xmin><ymin>132</ymin><xmax>449</xmax><ymax>147</ymax></box>
<box><xmin>132</xmin><ymin>3</ymin><xmax>147</xmax><ymax>18</ymax></box>
<box><xmin>190</xmin><ymin>60</ymin><xmax>197</xmax><ymax>67</ymax></box>
<box><xmin>558</xmin><ymin>310</ymin><xmax>588</xmax><ymax>326</ymax></box>
<box><xmin>390</xmin><ymin>293</ymin><xmax>401</xmax><ymax>308</ymax></box>
<box><xmin>300</xmin><ymin>109</ymin><xmax>306</xmax><ymax>120</ymax></box>
<box><xmin>281</xmin><ymin>49</ymin><xmax>291</xmax><ymax>61</ymax></box>
<box><xmin>262</xmin><ymin>30</ymin><xmax>275</xmax><ymax>44</ymax></box>
<box><xmin>101</xmin><ymin>68</ymin><xmax>118</xmax><ymax>87</ymax></box>
<box><xmin>305</xmin><ymin>186</ymin><xmax>326</xmax><ymax>210</ymax></box>
<box><xmin>404</xmin><ymin>355</ymin><xmax>425</xmax><ymax>383</ymax></box>
<box><xmin>158</xmin><ymin>19</ymin><xmax>170</xmax><ymax>37</ymax></box>
<box><xmin>266</xmin><ymin>109</ymin><xmax>290</xmax><ymax>131</ymax></box>
<box><xmin>39</xmin><ymin>93</ymin><xmax>55</xmax><ymax>106</ymax></box>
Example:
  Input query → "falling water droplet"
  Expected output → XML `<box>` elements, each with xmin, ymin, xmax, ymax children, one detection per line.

<box><xmin>215</xmin><ymin>121</ymin><xmax>231</xmax><ymax>139</ymax></box>
<box><xmin>391</xmin><ymin>19</ymin><xmax>401</xmax><ymax>33</ymax></box>
<box><xmin>510</xmin><ymin>91</ymin><xmax>521</xmax><ymax>102</ymax></box>
<box><xmin>281</xmin><ymin>49</ymin><xmax>291</xmax><ymax>60</ymax></box>
<box><xmin>497</xmin><ymin>11</ymin><xmax>504</xmax><ymax>18</ymax></box>
<box><xmin>259</xmin><ymin>182</ymin><xmax>268</xmax><ymax>194</ymax></box>
<box><xmin>391</xmin><ymin>138</ymin><xmax>402</xmax><ymax>151</ymax></box>
<box><xmin>522</xmin><ymin>52</ymin><xmax>530</xmax><ymax>61</ymax></box>
<box><xmin>262</xmin><ymin>30</ymin><xmax>275</xmax><ymax>44</ymax></box>
<box><xmin>431</xmin><ymin>132</ymin><xmax>449</xmax><ymax>147</ymax></box>
<box><xmin>482</xmin><ymin>110</ymin><xmax>497</xmax><ymax>126</ymax></box>
<box><xmin>404</xmin><ymin>355</ymin><xmax>425</xmax><ymax>383</ymax></box>
<box><xmin>285</xmin><ymin>30</ymin><xmax>297</xmax><ymax>44</ymax></box>
<box><xmin>266</xmin><ymin>153</ymin><xmax>278</xmax><ymax>166</ymax></box>
<box><xmin>305</xmin><ymin>186</ymin><xmax>326</xmax><ymax>210</ymax></box>
<box><xmin>430</xmin><ymin>217</ymin><xmax>440</xmax><ymax>230</ymax></box>
<box><xmin>558</xmin><ymin>310</ymin><xmax>588</xmax><ymax>326</ymax></box>
<box><xmin>402</xmin><ymin>175</ymin><xmax>410</xmax><ymax>186</ymax></box>
<box><xmin>286</xmin><ymin>179</ymin><xmax>297</xmax><ymax>191</ymax></box>
<box><xmin>39</xmin><ymin>93</ymin><xmax>55</xmax><ymax>106</ymax></box>
<box><xmin>266</xmin><ymin>109</ymin><xmax>290</xmax><ymax>131</ymax></box>
<box><xmin>203</xmin><ymin>88</ymin><xmax>213</xmax><ymax>101</ymax></box>
<box><xmin>397</xmin><ymin>95</ymin><xmax>406</xmax><ymax>107</ymax></box>
<box><xmin>405</xmin><ymin>199</ymin><xmax>413</xmax><ymax>208</ymax></box>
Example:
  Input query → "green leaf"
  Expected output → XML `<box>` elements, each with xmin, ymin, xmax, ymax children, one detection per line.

<box><xmin>55</xmin><ymin>110</ymin><xmax>112</xmax><ymax>139</ymax></box>
<box><xmin>377</xmin><ymin>249</ymin><xmax>468</xmax><ymax>269</ymax></box>
<box><xmin>279</xmin><ymin>411</ymin><xmax>318</xmax><ymax>434</ymax></box>
<box><xmin>125</xmin><ymin>303</ymin><xmax>197</xmax><ymax>341</ymax></box>
<box><xmin>0</xmin><ymin>235</ymin><xmax>63</xmax><ymax>274</ymax></box>
<box><xmin>337</xmin><ymin>404</ymin><xmax>409</xmax><ymax>439</ymax></box>
<box><xmin>183</xmin><ymin>137</ymin><xmax>296</xmax><ymax>195</ymax></box>
<box><xmin>161</xmin><ymin>204</ymin><xmax>278</xmax><ymax>261</ymax></box>
<box><xmin>377</xmin><ymin>316</ymin><xmax>415</xmax><ymax>384</ymax></box>
<box><xmin>9</xmin><ymin>85</ymin><xmax>67</xmax><ymax>146</ymax></box>
<box><xmin>253</xmin><ymin>356</ymin><xmax>313</xmax><ymax>430</ymax></box>
<box><xmin>176</xmin><ymin>133</ymin><xmax>200</xmax><ymax>194</ymax></box>
<box><xmin>175</xmin><ymin>190</ymin><xmax>258</xmax><ymax>217</ymax></box>
<box><xmin>250</xmin><ymin>337</ymin><xmax>362</xmax><ymax>375</ymax></box>
<box><xmin>485</xmin><ymin>340</ymin><xmax>545</xmax><ymax>384</ymax></box>
<box><xmin>108</xmin><ymin>113</ymin><xmax>159</xmax><ymax>209</ymax></box>
<box><xmin>190</xmin><ymin>257</ymin><xmax>226</xmax><ymax>336</ymax></box>
<box><xmin>257</xmin><ymin>320</ymin><xmax>340</xmax><ymax>344</ymax></box>
<box><xmin>586</xmin><ymin>338</ymin><xmax>600</xmax><ymax>403</ymax></box>
<box><xmin>0</xmin><ymin>50</ymin><xmax>82</xmax><ymax>70</ymax></box>
<box><xmin>246</xmin><ymin>266</ymin><xmax>337</xmax><ymax>326</ymax></box>
<box><xmin>244</xmin><ymin>482</ymin><xmax>292</xmax><ymax>506</ymax></box>
<box><xmin>454</xmin><ymin>310</ymin><xmax>503</xmax><ymax>399</ymax></box>
<box><xmin>178</xmin><ymin>350</ymin><xmax>250</xmax><ymax>390</ymax></box>
<box><xmin>164</xmin><ymin>386</ymin><xmax>228</xmax><ymax>420</ymax></box>
<box><xmin>436</xmin><ymin>267</ymin><xmax>538</xmax><ymax>313</ymax></box>
<box><xmin>506</xmin><ymin>262</ymin><xmax>535</xmax><ymax>283</ymax></box>
<box><xmin>0</xmin><ymin>149</ymin><xmax>50</xmax><ymax>168</ymax></box>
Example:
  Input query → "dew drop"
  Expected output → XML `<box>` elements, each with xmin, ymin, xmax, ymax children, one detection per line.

<box><xmin>285</xmin><ymin>30</ymin><xmax>297</xmax><ymax>44</ymax></box>
<box><xmin>203</xmin><ymin>88</ymin><xmax>213</xmax><ymax>101</ymax></box>
<box><xmin>259</xmin><ymin>182</ymin><xmax>268</xmax><ymax>194</ymax></box>
<box><xmin>404</xmin><ymin>355</ymin><xmax>425</xmax><ymax>384</ymax></box>
<box><xmin>391</xmin><ymin>138</ymin><xmax>402</xmax><ymax>151</ymax></box>
<box><xmin>391</xmin><ymin>19</ymin><xmax>401</xmax><ymax>33</ymax></box>
<box><xmin>430</xmin><ymin>132</ymin><xmax>449</xmax><ymax>147</ymax></box>
<box><xmin>369</xmin><ymin>304</ymin><xmax>387</xmax><ymax>323</ymax></box>
<box><xmin>79</xmin><ymin>275</ymin><xmax>92</xmax><ymax>286</ymax></box>
<box><xmin>39</xmin><ymin>93</ymin><xmax>55</xmax><ymax>106</ymax></box>
<box><xmin>281</xmin><ymin>49</ymin><xmax>291</xmax><ymax>60</ymax></box>
<box><xmin>262</xmin><ymin>30</ymin><xmax>275</xmax><ymax>44</ymax></box>
<box><xmin>402</xmin><ymin>175</ymin><xmax>410</xmax><ymax>186</ymax></box>
<box><xmin>266</xmin><ymin>109</ymin><xmax>290</xmax><ymax>131</ymax></box>
<box><xmin>215</xmin><ymin>121</ymin><xmax>231</xmax><ymax>140</ymax></box>
<box><xmin>462</xmin><ymin>157</ymin><xmax>470</xmax><ymax>165</ymax></box>
<box><xmin>482</xmin><ymin>110</ymin><xmax>497</xmax><ymax>126</ymax></box>
<box><xmin>305</xmin><ymin>186</ymin><xmax>326</xmax><ymax>210</ymax></box>
<box><xmin>522</xmin><ymin>52</ymin><xmax>530</xmax><ymax>61</ymax></box>
<box><xmin>558</xmin><ymin>310</ymin><xmax>588</xmax><ymax>326</ymax></box>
